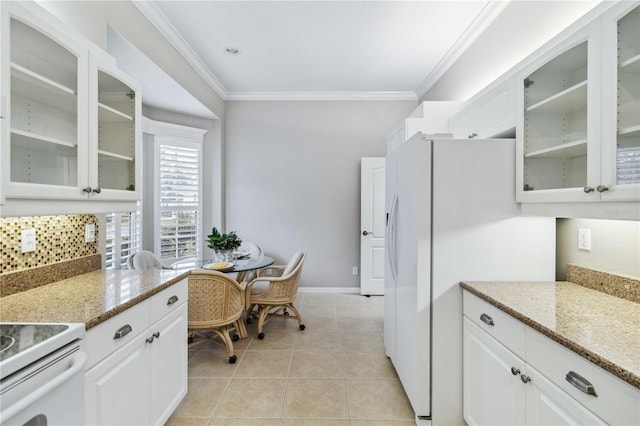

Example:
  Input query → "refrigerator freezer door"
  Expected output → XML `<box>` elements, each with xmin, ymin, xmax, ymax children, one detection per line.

<box><xmin>393</xmin><ymin>136</ymin><xmax>432</xmax><ymax>417</ymax></box>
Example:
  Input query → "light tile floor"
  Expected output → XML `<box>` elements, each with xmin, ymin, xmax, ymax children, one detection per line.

<box><xmin>166</xmin><ymin>293</ymin><xmax>416</xmax><ymax>426</ymax></box>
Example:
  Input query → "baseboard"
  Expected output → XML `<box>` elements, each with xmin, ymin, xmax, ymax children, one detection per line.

<box><xmin>298</xmin><ymin>287</ymin><xmax>360</xmax><ymax>294</ymax></box>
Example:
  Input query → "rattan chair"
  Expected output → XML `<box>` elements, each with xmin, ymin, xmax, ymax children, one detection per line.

<box><xmin>245</xmin><ymin>251</ymin><xmax>306</xmax><ymax>339</ymax></box>
<box><xmin>188</xmin><ymin>270</ymin><xmax>246</xmax><ymax>363</ymax></box>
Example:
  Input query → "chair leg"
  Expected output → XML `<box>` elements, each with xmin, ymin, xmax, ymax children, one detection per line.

<box><xmin>256</xmin><ymin>305</ymin><xmax>269</xmax><ymax>339</ymax></box>
<box><xmin>286</xmin><ymin>303</ymin><xmax>305</xmax><ymax>330</ymax></box>
<box><xmin>210</xmin><ymin>327</ymin><xmax>238</xmax><ymax>364</ymax></box>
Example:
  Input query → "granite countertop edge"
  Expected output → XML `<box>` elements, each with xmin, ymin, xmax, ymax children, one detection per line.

<box><xmin>0</xmin><ymin>269</ymin><xmax>192</xmax><ymax>331</ymax></box>
<box><xmin>459</xmin><ymin>282</ymin><xmax>640</xmax><ymax>389</ymax></box>
<box><xmin>84</xmin><ymin>272</ymin><xmax>191</xmax><ymax>329</ymax></box>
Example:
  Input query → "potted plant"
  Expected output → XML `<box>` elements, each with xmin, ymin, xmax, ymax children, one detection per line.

<box><xmin>206</xmin><ymin>227</ymin><xmax>242</xmax><ymax>261</ymax></box>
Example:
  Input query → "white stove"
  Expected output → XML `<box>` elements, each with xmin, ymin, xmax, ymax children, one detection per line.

<box><xmin>0</xmin><ymin>322</ymin><xmax>86</xmax><ymax>425</ymax></box>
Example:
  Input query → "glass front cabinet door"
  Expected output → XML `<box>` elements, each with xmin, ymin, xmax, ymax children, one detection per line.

<box><xmin>601</xmin><ymin>2</ymin><xmax>640</xmax><ymax>201</ymax></box>
<box><xmin>89</xmin><ymin>54</ymin><xmax>141</xmax><ymax>201</ymax></box>
<box><xmin>2</xmin><ymin>4</ymin><xmax>89</xmax><ymax>201</ymax></box>
<box><xmin>516</xmin><ymin>22</ymin><xmax>602</xmax><ymax>203</ymax></box>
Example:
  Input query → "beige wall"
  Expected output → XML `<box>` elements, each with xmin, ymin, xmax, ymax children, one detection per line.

<box><xmin>224</xmin><ymin>100</ymin><xmax>416</xmax><ymax>287</ymax></box>
<box><xmin>556</xmin><ymin>218</ymin><xmax>640</xmax><ymax>280</ymax></box>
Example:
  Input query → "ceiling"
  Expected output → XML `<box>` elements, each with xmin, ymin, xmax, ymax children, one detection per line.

<box><xmin>131</xmin><ymin>1</ymin><xmax>508</xmax><ymax>101</ymax></box>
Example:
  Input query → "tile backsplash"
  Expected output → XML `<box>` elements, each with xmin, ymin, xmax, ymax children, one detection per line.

<box><xmin>0</xmin><ymin>214</ymin><xmax>98</xmax><ymax>275</ymax></box>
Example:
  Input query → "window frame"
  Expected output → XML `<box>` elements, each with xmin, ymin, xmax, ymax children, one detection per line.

<box><xmin>142</xmin><ymin>117</ymin><xmax>207</xmax><ymax>264</ymax></box>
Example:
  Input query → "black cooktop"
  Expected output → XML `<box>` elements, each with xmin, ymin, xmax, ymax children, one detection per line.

<box><xmin>0</xmin><ymin>324</ymin><xmax>69</xmax><ymax>362</ymax></box>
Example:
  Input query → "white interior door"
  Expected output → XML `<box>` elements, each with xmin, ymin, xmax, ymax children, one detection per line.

<box><xmin>360</xmin><ymin>157</ymin><xmax>385</xmax><ymax>295</ymax></box>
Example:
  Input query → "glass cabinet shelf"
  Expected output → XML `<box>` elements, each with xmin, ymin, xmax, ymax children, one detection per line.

<box><xmin>11</xmin><ymin>63</ymin><xmax>77</xmax><ymax>113</ymax></box>
<box><xmin>11</xmin><ymin>128</ymin><xmax>76</xmax><ymax>148</ymax></box>
<box><xmin>525</xmin><ymin>80</ymin><xmax>587</xmax><ymax>114</ymax></box>
<box><xmin>98</xmin><ymin>102</ymin><xmax>133</xmax><ymax>122</ymax></box>
<box><xmin>620</xmin><ymin>54</ymin><xmax>640</xmax><ymax>71</ymax></box>
<box><xmin>98</xmin><ymin>149</ymin><xmax>134</xmax><ymax>162</ymax></box>
<box><xmin>525</xmin><ymin>139</ymin><xmax>587</xmax><ymax>159</ymax></box>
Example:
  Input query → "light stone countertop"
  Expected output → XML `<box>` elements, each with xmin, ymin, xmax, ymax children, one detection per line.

<box><xmin>460</xmin><ymin>281</ymin><xmax>640</xmax><ymax>389</ymax></box>
<box><xmin>0</xmin><ymin>269</ymin><xmax>190</xmax><ymax>330</ymax></box>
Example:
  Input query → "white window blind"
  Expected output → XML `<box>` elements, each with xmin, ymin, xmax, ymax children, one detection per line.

<box><xmin>105</xmin><ymin>211</ymin><xmax>141</xmax><ymax>269</ymax></box>
<box><xmin>158</xmin><ymin>142</ymin><xmax>202</xmax><ymax>261</ymax></box>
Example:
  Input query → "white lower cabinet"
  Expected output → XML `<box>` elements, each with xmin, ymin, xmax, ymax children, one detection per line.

<box><xmin>85</xmin><ymin>280</ymin><xmax>188</xmax><ymax>425</ymax></box>
<box><xmin>463</xmin><ymin>291</ymin><xmax>639</xmax><ymax>426</ymax></box>
<box><xmin>463</xmin><ymin>317</ymin><xmax>525</xmax><ymax>425</ymax></box>
<box><xmin>148</xmin><ymin>304</ymin><xmax>188</xmax><ymax>425</ymax></box>
<box><xmin>85</xmin><ymin>330</ymin><xmax>149</xmax><ymax>425</ymax></box>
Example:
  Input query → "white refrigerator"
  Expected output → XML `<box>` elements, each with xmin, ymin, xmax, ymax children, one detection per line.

<box><xmin>384</xmin><ymin>133</ymin><xmax>555</xmax><ymax>425</ymax></box>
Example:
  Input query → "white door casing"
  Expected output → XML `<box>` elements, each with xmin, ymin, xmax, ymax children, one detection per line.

<box><xmin>360</xmin><ymin>157</ymin><xmax>385</xmax><ymax>295</ymax></box>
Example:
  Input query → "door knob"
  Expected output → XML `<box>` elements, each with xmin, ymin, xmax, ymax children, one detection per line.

<box><xmin>362</xmin><ymin>230</ymin><xmax>372</xmax><ymax>236</ymax></box>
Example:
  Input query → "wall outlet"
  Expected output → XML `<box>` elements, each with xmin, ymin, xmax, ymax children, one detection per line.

<box><xmin>578</xmin><ymin>228</ymin><xmax>591</xmax><ymax>251</ymax></box>
<box><xmin>21</xmin><ymin>229</ymin><xmax>36</xmax><ymax>253</ymax></box>
<box><xmin>85</xmin><ymin>223</ymin><xmax>96</xmax><ymax>243</ymax></box>
<box><xmin>352</xmin><ymin>266</ymin><xmax>358</xmax><ymax>275</ymax></box>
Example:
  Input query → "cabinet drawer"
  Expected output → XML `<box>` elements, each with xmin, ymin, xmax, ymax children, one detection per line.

<box><xmin>85</xmin><ymin>299</ymin><xmax>150</xmax><ymax>370</ymax></box>
<box><xmin>150</xmin><ymin>279</ymin><xmax>188</xmax><ymax>325</ymax></box>
<box><xmin>526</xmin><ymin>328</ymin><xmax>640</xmax><ymax>426</ymax></box>
<box><xmin>463</xmin><ymin>291</ymin><xmax>525</xmax><ymax>358</ymax></box>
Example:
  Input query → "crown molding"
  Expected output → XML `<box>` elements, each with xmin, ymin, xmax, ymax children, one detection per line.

<box><xmin>415</xmin><ymin>0</ymin><xmax>511</xmax><ymax>99</ymax></box>
<box><xmin>132</xmin><ymin>0</ymin><xmax>229</xmax><ymax>100</ymax></box>
<box><xmin>226</xmin><ymin>91</ymin><xmax>418</xmax><ymax>102</ymax></box>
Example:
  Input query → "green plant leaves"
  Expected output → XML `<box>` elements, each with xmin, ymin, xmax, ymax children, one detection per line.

<box><xmin>206</xmin><ymin>227</ymin><xmax>242</xmax><ymax>251</ymax></box>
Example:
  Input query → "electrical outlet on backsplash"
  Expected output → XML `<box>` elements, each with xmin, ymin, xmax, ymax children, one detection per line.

<box><xmin>0</xmin><ymin>214</ymin><xmax>102</xmax><ymax>296</ymax></box>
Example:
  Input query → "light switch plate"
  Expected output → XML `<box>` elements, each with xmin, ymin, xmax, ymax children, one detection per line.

<box><xmin>21</xmin><ymin>229</ymin><xmax>36</xmax><ymax>253</ymax></box>
<box><xmin>85</xmin><ymin>223</ymin><xmax>96</xmax><ymax>243</ymax></box>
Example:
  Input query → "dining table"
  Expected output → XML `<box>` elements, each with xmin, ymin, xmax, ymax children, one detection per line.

<box><xmin>196</xmin><ymin>255</ymin><xmax>275</xmax><ymax>283</ymax></box>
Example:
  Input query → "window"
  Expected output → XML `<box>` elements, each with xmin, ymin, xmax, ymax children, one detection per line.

<box><xmin>105</xmin><ymin>211</ymin><xmax>141</xmax><ymax>269</ymax></box>
<box><xmin>158</xmin><ymin>142</ymin><xmax>202</xmax><ymax>261</ymax></box>
<box><xmin>143</xmin><ymin>118</ymin><xmax>207</xmax><ymax>264</ymax></box>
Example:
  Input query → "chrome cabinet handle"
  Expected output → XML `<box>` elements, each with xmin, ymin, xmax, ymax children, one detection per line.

<box><xmin>511</xmin><ymin>367</ymin><xmax>520</xmax><ymax>376</ymax></box>
<box><xmin>468</xmin><ymin>133</ymin><xmax>478</xmax><ymax>139</ymax></box>
<box><xmin>114</xmin><ymin>324</ymin><xmax>132</xmax><ymax>339</ymax></box>
<box><xmin>167</xmin><ymin>295</ymin><xmax>179</xmax><ymax>305</ymax></box>
<box><xmin>596</xmin><ymin>185</ymin><xmax>608</xmax><ymax>193</ymax></box>
<box><xmin>520</xmin><ymin>374</ymin><xmax>531</xmax><ymax>384</ymax></box>
<box><xmin>83</xmin><ymin>187</ymin><xmax>93</xmax><ymax>193</ymax></box>
<box><xmin>583</xmin><ymin>186</ymin><xmax>594</xmax><ymax>193</ymax></box>
<box><xmin>480</xmin><ymin>313</ymin><xmax>494</xmax><ymax>326</ymax></box>
<box><xmin>566</xmin><ymin>371</ymin><xmax>597</xmax><ymax>396</ymax></box>
<box><xmin>92</xmin><ymin>187</ymin><xmax>101</xmax><ymax>194</ymax></box>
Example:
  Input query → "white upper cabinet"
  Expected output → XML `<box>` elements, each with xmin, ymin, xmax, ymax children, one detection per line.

<box><xmin>600</xmin><ymin>2</ymin><xmax>640</xmax><ymax>201</ymax></box>
<box><xmin>449</xmin><ymin>76</ymin><xmax>517</xmax><ymax>140</ymax></box>
<box><xmin>516</xmin><ymin>22</ymin><xmax>601</xmax><ymax>203</ymax></box>
<box><xmin>0</xmin><ymin>1</ymin><xmax>141</xmax><ymax>212</ymax></box>
<box><xmin>516</xmin><ymin>1</ymin><xmax>640</xmax><ymax>204</ymax></box>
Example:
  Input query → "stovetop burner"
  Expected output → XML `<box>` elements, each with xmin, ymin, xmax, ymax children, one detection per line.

<box><xmin>0</xmin><ymin>335</ymin><xmax>15</xmax><ymax>354</ymax></box>
<box><xmin>0</xmin><ymin>323</ymin><xmax>84</xmax><ymax>380</ymax></box>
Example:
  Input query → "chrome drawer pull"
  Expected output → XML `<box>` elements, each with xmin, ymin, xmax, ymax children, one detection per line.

<box><xmin>480</xmin><ymin>313</ymin><xmax>494</xmax><ymax>326</ymax></box>
<box><xmin>167</xmin><ymin>295</ymin><xmax>179</xmax><ymax>305</ymax></box>
<box><xmin>113</xmin><ymin>324</ymin><xmax>132</xmax><ymax>339</ymax></box>
<box><xmin>511</xmin><ymin>367</ymin><xmax>520</xmax><ymax>376</ymax></box>
<box><xmin>520</xmin><ymin>374</ymin><xmax>531</xmax><ymax>384</ymax></box>
<box><xmin>566</xmin><ymin>371</ymin><xmax>597</xmax><ymax>397</ymax></box>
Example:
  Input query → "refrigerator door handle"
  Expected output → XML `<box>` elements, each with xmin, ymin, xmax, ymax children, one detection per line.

<box><xmin>386</xmin><ymin>193</ymin><xmax>399</xmax><ymax>283</ymax></box>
